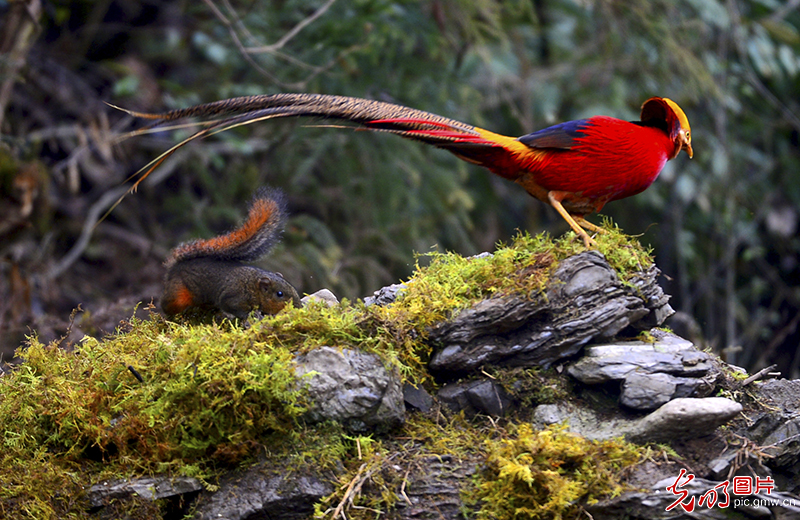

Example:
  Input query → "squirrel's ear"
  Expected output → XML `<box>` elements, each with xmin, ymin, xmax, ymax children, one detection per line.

<box><xmin>258</xmin><ymin>277</ymin><xmax>285</xmax><ymax>297</ymax></box>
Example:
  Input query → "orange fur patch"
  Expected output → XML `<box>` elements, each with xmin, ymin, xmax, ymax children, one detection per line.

<box><xmin>165</xmin><ymin>282</ymin><xmax>194</xmax><ymax>314</ymax></box>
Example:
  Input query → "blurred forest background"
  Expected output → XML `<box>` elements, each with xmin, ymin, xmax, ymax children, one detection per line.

<box><xmin>1</xmin><ymin>0</ymin><xmax>799</xmax><ymax>377</ymax></box>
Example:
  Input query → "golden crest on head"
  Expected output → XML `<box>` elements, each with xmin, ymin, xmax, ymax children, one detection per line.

<box><xmin>661</xmin><ymin>98</ymin><xmax>690</xmax><ymax>133</ymax></box>
<box><xmin>641</xmin><ymin>97</ymin><xmax>693</xmax><ymax>159</ymax></box>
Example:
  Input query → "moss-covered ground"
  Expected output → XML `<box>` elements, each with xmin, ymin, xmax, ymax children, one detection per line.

<box><xmin>0</xmin><ymin>225</ymin><xmax>654</xmax><ymax>519</ymax></box>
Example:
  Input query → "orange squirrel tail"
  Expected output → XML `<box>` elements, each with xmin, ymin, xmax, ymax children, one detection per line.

<box><xmin>165</xmin><ymin>187</ymin><xmax>288</xmax><ymax>268</ymax></box>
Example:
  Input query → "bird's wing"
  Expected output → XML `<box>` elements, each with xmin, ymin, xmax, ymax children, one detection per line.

<box><xmin>517</xmin><ymin>119</ymin><xmax>591</xmax><ymax>150</ymax></box>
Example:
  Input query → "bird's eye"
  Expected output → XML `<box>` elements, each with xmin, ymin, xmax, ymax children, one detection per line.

<box><xmin>277</xmin><ymin>291</ymin><xmax>284</xmax><ymax>298</ymax></box>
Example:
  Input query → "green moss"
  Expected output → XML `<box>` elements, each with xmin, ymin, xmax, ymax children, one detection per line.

<box><xmin>473</xmin><ymin>423</ymin><xmax>643</xmax><ymax>520</ymax></box>
<box><xmin>493</xmin><ymin>367</ymin><xmax>572</xmax><ymax>408</ymax></box>
<box><xmin>0</xmin><ymin>224</ymin><xmax>653</xmax><ymax>518</ymax></box>
<box><xmin>590</xmin><ymin>217</ymin><xmax>654</xmax><ymax>277</ymax></box>
<box><xmin>636</xmin><ymin>330</ymin><xmax>657</xmax><ymax>343</ymax></box>
<box><xmin>0</xmin><ymin>314</ymin><xmax>309</xmax><ymax>518</ymax></box>
<box><xmin>15</xmin><ymin>316</ymin><xmax>304</xmax><ymax>464</ymax></box>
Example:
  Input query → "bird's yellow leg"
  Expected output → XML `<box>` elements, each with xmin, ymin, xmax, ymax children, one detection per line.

<box><xmin>574</xmin><ymin>217</ymin><xmax>608</xmax><ymax>235</ymax></box>
<box><xmin>547</xmin><ymin>192</ymin><xmax>597</xmax><ymax>248</ymax></box>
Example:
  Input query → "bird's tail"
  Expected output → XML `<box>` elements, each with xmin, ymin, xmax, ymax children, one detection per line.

<box><xmin>124</xmin><ymin>93</ymin><xmax>496</xmax><ymax>146</ymax></box>
<box><xmin>107</xmin><ymin>94</ymin><xmax>509</xmax><ymax>220</ymax></box>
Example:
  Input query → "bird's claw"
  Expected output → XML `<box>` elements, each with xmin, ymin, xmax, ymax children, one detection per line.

<box><xmin>578</xmin><ymin>231</ymin><xmax>598</xmax><ymax>249</ymax></box>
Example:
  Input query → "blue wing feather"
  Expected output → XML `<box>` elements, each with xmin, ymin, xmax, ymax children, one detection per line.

<box><xmin>517</xmin><ymin>119</ymin><xmax>592</xmax><ymax>150</ymax></box>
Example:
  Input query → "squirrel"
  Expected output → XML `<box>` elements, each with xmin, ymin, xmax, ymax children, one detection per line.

<box><xmin>161</xmin><ymin>187</ymin><xmax>301</xmax><ymax>319</ymax></box>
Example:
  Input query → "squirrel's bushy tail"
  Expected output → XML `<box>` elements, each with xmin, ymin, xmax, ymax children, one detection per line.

<box><xmin>164</xmin><ymin>187</ymin><xmax>288</xmax><ymax>268</ymax></box>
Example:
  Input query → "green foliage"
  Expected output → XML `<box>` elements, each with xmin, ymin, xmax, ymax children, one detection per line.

<box><xmin>474</xmin><ymin>423</ymin><xmax>642</xmax><ymax>520</ymax></box>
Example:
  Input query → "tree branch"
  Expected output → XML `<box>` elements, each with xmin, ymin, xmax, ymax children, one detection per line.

<box><xmin>245</xmin><ymin>0</ymin><xmax>338</xmax><ymax>54</ymax></box>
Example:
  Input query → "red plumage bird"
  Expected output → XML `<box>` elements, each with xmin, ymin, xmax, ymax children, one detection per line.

<box><xmin>121</xmin><ymin>94</ymin><xmax>693</xmax><ymax>246</ymax></box>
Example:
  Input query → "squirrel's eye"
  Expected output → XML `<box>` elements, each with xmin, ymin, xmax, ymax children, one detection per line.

<box><xmin>277</xmin><ymin>291</ymin><xmax>284</xmax><ymax>298</ymax></box>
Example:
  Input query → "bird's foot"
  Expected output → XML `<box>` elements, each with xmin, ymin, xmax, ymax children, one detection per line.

<box><xmin>577</xmin><ymin>229</ymin><xmax>598</xmax><ymax>248</ymax></box>
<box><xmin>575</xmin><ymin>217</ymin><xmax>607</xmax><ymax>235</ymax></box>
<box><xmin>546</xmin><ymin>192</ymin><xmax>600</xmax><ymax>249</ymax></box>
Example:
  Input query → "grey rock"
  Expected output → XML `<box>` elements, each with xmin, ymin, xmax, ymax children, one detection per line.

<box><xmin>532</xmin><ymin>397</ymin><xmax>742</xmax><ymax>444</ymax></box>
<box><xmin>628</xmin><ymin>267</ymin><xmax>675</xmax><ymax>330</ymax></box>
<box><xmin>469</xmin><ymin>251</ymin><xmax>493</xmax><ymax>260</ymax></box>
<box><xmin>88</xmin><ymin>476</ymin><xmax>202</xmax><ymax>508</ymax></box>
<box><xmin>673</xmin><ymin>375</ymin><xmax>708</xmax><ymax>398</ymax></box>
<box><xmin>569</xmin><ymin>348</ymin><xmax>686</xmax><ymax>384</ymax></box>
<box><xmin>681</xmin><ymin>348</ymin><xmax>717</xmax><ymax>375</ymax></box>
<box><xmin>621</xmin><ymin>372</ymin><xmax>677</xmax><ymax>410</ymax></box>
<box><xmin>364</xmin><ymin>283</ymin><xmax>407</xmax><ymax>306</ymax></box>
<box><xmin>403</xmin><ymin>383</ymin><xmax>434</xmax><ymax>412</ymax></box>
<box><xmin>754</xmin><ymin>379</ymin><xmax>800</xmax><ymax>412</ymax></box>
<box><xmin>758</xmin><ymin>415</ymin><xmax>800</xmax><ymax>469</ymax></box>
<box><xmin>532</xmin><ymin>403</ymin><xmax>569</xmax><ymax>427</ymax></box>
<box><xmin>707</xmin><ymin>450</ymin><xmax>740</xmax><ymax>481</ymax></box>
<box><xmin>567</xmin><ymin>331</ymin><xmax>716</xmax><ymax>384</ymax></box>
<box><xmin>621</xmin><ymin>371</ymin><xmax>710</xmax><ymax>410</ymax></box>
<box><xmin>587</xmin><ymin>470</ymin><xmax>800</xmax><ymax>519</ymax></box>
<box><xmin>465</xmin><ymin>379</ymin><xmax>513</xmax><ymax>417</ymax></box>
<box><xmin>745</xmin><ymin>379</ymin><xmax>800</xmax><ymax>480</ymax></box>
<box><xmin>428</xmin><ymin>251</ymin><xmax>673</xmax><ymax>373</ymax></box>
<box><xmin>437</xmin><ymin>383</ymin><xmax>472</xmax><ymax>414</ymax></box>
<box><xmin>627</xmin><ymin>397</ymin><xmax>743</xmax><ymax>444</ymax></box>
<box><xmin>301</xmin><ymin>288</ymin><xmax>339</xmax><ymax>307</ymax></box>
<box><xmin>193</xmin><ymin>463</ymin><xmax>335</xmax><ymax>520</ymax></box>
<box><xmin>567</xmin><ymin>331</ymin><xmax>720</xmax><ymax>409</ymax></box>
<box><xmin>707</xmin><ymin>449</ymin><xmax>773</xmax><ymax>481</ymax></box>
<box><xmin>294</xmin><ymin>346</ymin><xmax>404</xmax><ymax>432</ymax></box>
<box><xmin>532</xmin><ymin>401</ymin><xmax>641</xmax><ymax>441</ymax></box>
<box><xmin>437</xmin><ymin>379</ymin><xmax>512</xmax><ymax>417</ymax></box>
<box><xmin>394</xmin><ymin>454</ymin><xmax>478</xmax><ymax>519</ymax></box>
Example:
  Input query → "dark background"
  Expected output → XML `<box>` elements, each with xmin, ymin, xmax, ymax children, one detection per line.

<box><xmin>1</xmin><ymin>0</ymin><xmax>799</xmax><ymax>376</ymax></box>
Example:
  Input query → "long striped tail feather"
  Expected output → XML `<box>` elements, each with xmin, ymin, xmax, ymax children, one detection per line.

<box><xmin>105</xmin><ymin>94</ymin><xmax>504</xmax><ymax>224</ymax></box>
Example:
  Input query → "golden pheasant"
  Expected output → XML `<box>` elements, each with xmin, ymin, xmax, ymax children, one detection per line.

<box><xmin>121</xmin><ymin>93</ymin><xmax>693</xmax><ymax>246</ymax></box>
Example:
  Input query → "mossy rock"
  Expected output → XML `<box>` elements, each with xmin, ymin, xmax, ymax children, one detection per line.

<box><xmin>0</xmin><ymin>225</ymin><xmax>655</xmax><ymax>519</ymax></box>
